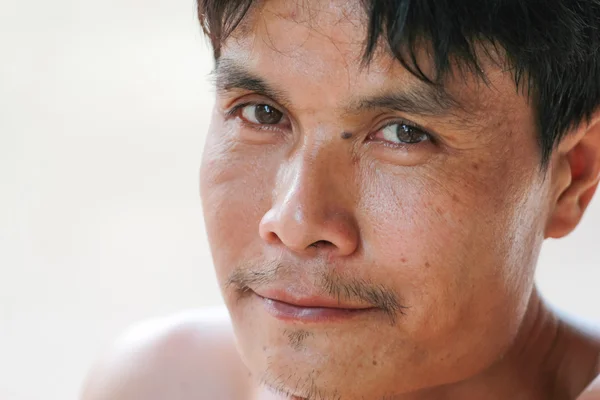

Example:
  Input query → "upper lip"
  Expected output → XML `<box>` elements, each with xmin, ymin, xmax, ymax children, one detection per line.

<box><xmin>253</xmin><ymin>288</ymin><xmax>374</xmax><ymax>310</ymax></box>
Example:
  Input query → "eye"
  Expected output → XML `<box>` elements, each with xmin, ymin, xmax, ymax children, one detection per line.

<box><xmin>240</xmin><ymin>104</ymin><xmax>284</xmax><ymax>125</ymax></box>
<box><xmin>376</xmin><ymin>122</ymin><xmax>431</xmax><ymax>145</ymax></box>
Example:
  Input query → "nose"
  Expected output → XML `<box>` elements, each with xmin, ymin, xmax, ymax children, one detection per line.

<box><xmin>258</xmin><ymin>152</ymin><xmax>359</xmax><ymax>258</ymax></box>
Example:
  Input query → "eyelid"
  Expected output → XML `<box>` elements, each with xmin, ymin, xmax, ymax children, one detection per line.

<box><xmin>225</xmin><ymin>101</ymin><xmax>292</xmax><ymax>132</ymax></box>
<box><xmin>223</xmin><ymin>91</ymin><xmax>289</xmax><ymax>116</ymax></box>
<box><xmin>224</xmin><ymin>98</ymin><xmax>438</xmax><ymax>144</ymax></box>
<box><xmin>226</xmin><ymin>101</ymin><xmax>288</xmax><ymax>122</ymax></box>
<box><xmin>374</xmin><ymin>118</ymin><xmax>435</xmax><ymax>141</ymax></box>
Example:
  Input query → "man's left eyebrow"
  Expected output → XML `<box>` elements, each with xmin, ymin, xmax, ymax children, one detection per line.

<box><xmin>211</xmin><ymin>58</ymin><xmax>291</xmax><ymax>106</ymax></box>
<box><xmin>345</xmin><ymin>87</ymin><xmax>456</xmax><ymax>117</ymax></box>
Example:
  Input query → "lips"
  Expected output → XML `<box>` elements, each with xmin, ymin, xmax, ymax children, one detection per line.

<box><xmin>255</xmin><ymin>288</ymin><xmax>373</xmax><ymax>309</ymax></box>
<box><xmin>252</xmin><ymin>288</ymin><xmax>377</xmax><ymax>322</ymax></box>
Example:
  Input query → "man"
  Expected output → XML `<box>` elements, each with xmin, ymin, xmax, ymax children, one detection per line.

<box><xmin>81</xmin><ymin>0</ymin><xmax>600</xmax><ymax>399</ymax></box>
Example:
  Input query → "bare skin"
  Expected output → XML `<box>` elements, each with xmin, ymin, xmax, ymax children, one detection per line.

<box><xmin>82</xmin><ymin>1</ymin><xmax>600</xmax><ymax>399</ymax></box>
<box><xmin>81</xmin><ymin>307</ymin><xmax>600</xmax><ymax>400</ymax></box>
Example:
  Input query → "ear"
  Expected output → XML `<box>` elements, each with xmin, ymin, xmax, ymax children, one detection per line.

<box><xmin>545</xmin><ymin>113</ymin><xmax>600</xmax><ymax>239</ymax></box>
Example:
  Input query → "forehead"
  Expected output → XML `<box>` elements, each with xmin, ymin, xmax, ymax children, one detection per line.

<box><xmin>221</xmin><ymin>0</ymin><xmax>529</xmax><ymax>122</ymax></box>
<box><xmin>233</xmin><ymin>0</ymin><xmax>367</xmax><ymax>60</ymax></box>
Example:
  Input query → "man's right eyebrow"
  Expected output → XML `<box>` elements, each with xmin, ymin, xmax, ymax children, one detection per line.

<box><xmin>211</xmin><ymin>58</ymin><xmax>290</xmax><ymax>106</ymax></box>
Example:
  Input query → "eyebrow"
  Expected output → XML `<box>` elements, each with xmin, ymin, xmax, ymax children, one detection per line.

<box><xmin>212</xmin><ymin>58</ymin><xmax>291</xmax><ymax>107</ymax></box>
<box><xmin>213</xmin><ymin>58</ymin><xmax>457</xmax><ymax>117</ymax></box>
<box><xmin>346</xmin><ymin>87</ymin><xmax>455</xmax><ymax>117</ymax></box>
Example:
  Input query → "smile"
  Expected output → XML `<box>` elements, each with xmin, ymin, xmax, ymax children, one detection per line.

<box><xmin>253</xmin><ymin>290</ymin><xmax>378</xmax><ymax>323</ymax></box>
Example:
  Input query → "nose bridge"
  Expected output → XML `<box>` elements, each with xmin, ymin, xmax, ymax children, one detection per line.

<box><xmin>259</xmin><ymin>139</ymin><xmax>358</xmax><ymax>256</ymax></box>
<box><xmin>277</xmin><ymin>143</ymin><xmax>341</xmax><ymax>226</ymax></box>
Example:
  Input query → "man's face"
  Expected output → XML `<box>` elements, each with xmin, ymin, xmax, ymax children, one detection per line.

<box><xmin>200</xmin><ymin>1</ymin><xmax>553</xmax><ymax>398</ymax></box>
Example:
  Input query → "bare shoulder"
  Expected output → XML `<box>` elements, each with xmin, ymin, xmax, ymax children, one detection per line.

<box><xmin>578</xmin><ymin>375</ymin><xmax>600</xmax><ymax>400</ymax></box>
<box><xmin>558</xmin><ymin>312</ymin><xmax>600</xmax><ymax>400</ymax></box>
<box><xmin>80</xmin><ymin>307</ymin><xmax>252</xmax><ymax>400</ymax></box>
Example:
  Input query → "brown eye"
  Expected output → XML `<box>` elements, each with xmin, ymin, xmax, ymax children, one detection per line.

<box><xmin>241</xmin><ymin>104</ymin><xmax>284</xmax><ymax>125</ymax></box>
<box><xmin>379</xmin><ymin>122</ymin><xmax>430</xmax><ymax>144</ymax></box>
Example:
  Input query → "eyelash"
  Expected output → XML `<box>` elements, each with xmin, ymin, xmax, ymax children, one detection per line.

<box><xmin>225</xmin><ymin>102</ymin><xmax>288</xmax><ymax>132</ymax></box>
<box><xmin>371</xmin><ymin>120</ymin><xmax>434</xmax><ymax>147</ymax></box>
<box><xmin>225</xmin><ymin>101</ymin><xmax>434</xmax><ymax>145</ymax></box>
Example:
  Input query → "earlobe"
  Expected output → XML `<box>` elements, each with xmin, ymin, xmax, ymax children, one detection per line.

<box><xmin>544</xmin><ymin>115</ymin><xmax>600</xmax><ymax>239</ymax></box>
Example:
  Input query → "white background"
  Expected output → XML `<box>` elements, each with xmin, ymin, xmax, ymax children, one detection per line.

<box><xmin>0</xmin><ymin>1</ymin><xmax>598</xmax><ymax>399</ymax></box>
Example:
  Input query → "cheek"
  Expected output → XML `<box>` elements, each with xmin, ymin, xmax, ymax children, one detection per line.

<box><xmin>358</xmin><ymin>161</ymin><xmax>543</xmax><ymax>341</ymax></box>
<box><xmin>200</xmin><ymin>125</ymin><xmax>279</xmax><ymax>282</ymax></box>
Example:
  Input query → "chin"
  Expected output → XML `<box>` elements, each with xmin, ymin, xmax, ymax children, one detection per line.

<box><xmin>227</xmin><ymin>291</ymin><xmax>514</xmax><ymax>399</ymax></box>
<box><xmin>258</xmin><ymin>360</ymin><xmax>388</xmax><ymax>400</ymax></box>
<box><xmin>234</xmin><ymin>326</ymin><xmax>415</xmax><ymax>400</ymax></box>
<box><xmin>234</xmin><ymin>321</ymin><xmax>510</xmax><ymax>400</ymax></box>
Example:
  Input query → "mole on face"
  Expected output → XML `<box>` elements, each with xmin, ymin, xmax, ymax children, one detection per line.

<box><xmin>341</xmin><ymin>132</ymin><xmax>353</xmax><ymax>140</ymax></box>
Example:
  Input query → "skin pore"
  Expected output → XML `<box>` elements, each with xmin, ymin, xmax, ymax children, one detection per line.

<box><xmin>199</xmin><ymin>1</ymin><xmax>600</xmax><ymax>399</ymax></box>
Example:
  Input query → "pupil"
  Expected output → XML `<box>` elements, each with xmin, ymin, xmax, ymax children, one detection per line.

<box><xmin>256</xmin><ymin>105</ymin><xmax>282</xmax><ymax>124</ymax></box>
<box><xmin>397</xmin><ymin>125</ymin><xmax>420</xmax><ymax>143</ymax></box>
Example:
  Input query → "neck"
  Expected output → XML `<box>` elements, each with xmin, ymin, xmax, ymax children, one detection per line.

<box><xmin>403</xmin><ymin>289</ymin><xmax>598</xmax><ymax>400</ymax></box>
<box><xmin>262</xmin><ymin>289</ymin><xmax>600</xmax><ymax>400</ymax></box>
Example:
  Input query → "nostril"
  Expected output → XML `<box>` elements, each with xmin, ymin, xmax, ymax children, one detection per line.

<box><xmin>309</xmin><ymin>240</ymin><xmax>333</xmax><ymax>249</ymax></box>
<box><xmin>264</xmin><ymin>231</ymin><xmax>282</xmax><ymax>244</ymax></box>
<box><xmin>259</xmin><ymin>207</ymin><xmax>358</xmax><ymax>255</ymax></box>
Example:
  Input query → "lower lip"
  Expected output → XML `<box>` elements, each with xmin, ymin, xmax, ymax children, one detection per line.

<box><xmin>257</xmin><ymin>295</ymin><xmax>376</xmax><ymax>323</ymax></box>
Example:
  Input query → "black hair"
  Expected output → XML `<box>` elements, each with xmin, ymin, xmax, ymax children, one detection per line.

<box><xmin>197</xmin><ymin>0</ymin><xmax>600</xmax><ymax>165</ymax></box>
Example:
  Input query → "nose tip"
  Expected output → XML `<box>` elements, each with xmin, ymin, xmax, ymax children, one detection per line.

<box><xmin>259</xmin><ymin>206</ymin><xmax>359</xmax><ymax>257</ymax></box>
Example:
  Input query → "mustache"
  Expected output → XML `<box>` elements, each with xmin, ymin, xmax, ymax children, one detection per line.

<box><xmin>225</xmin><ymin>259</ymin><xmax>407</xmax><ymax>323</ymax></box>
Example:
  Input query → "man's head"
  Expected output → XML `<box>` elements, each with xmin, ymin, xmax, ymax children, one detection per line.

<box><xmin>198</xmin><ymin>1</ymin><xmax>600</xmax><ymax>398</ymax></box>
